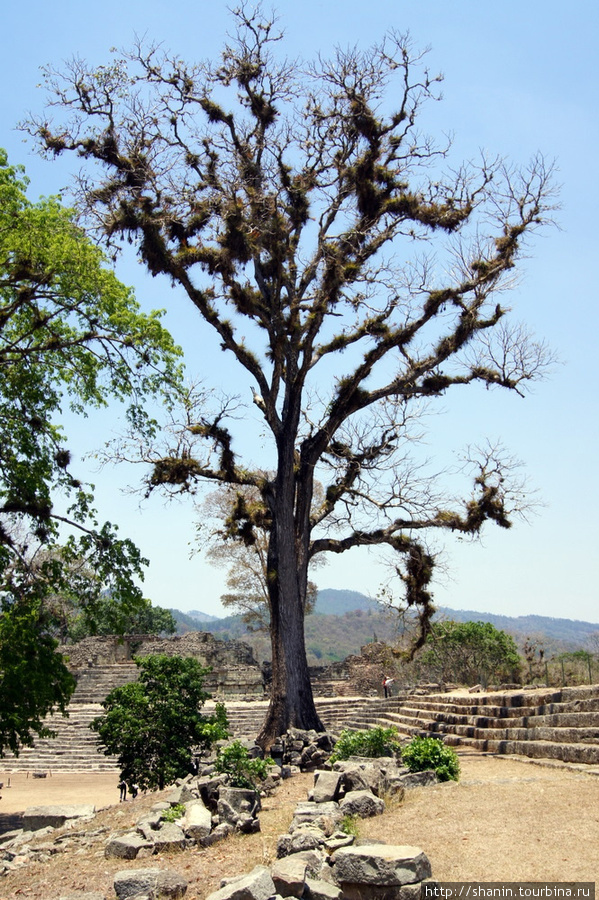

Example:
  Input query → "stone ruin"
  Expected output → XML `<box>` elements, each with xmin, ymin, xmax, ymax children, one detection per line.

<box><xmin>61</xmin><ymin>632</ymin><xmax>266</xmax><ymax>701</ymax></box>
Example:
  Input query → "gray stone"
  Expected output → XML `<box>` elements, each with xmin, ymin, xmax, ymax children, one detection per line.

<box><xmin>277</xmin><ymin>826</ymin><xmax>327</xmax><ymax>857</ymax></box>
<box><xmin>305</xmin><ymin>878</ymin><xmax>343</xmax><ymax>900</ymax></box>
<box><xmin>200</xmin><ymin>822</ymin><xmax>234</xmax><ymax>847</ymax></box>
<box><xmin>22</xmin><ymin>805</ymin><xmax>96</xmax><ymax>831</ymax></box>
<box><xmin>271</xmin><ymin>855</ymin><xmax>309</xmax><ymax>897</ymax></box>
<box><xmin>138</xmin><ymin>810</ymin><xmax>164</xmax><ymax>830</ymax></box>
<box><xmin>398</xmin><ymin>771</ymin><xmax>438</xmax><ymax>790</ymax></box>
<box><xmin>165</xmin><ymin>785</ymin><xmax>196</xmax><ymax>805</ymax></box>
<box><xmin>331</xmin><ymin>844</ymin><xmax>431</xmax><ymax>889</ymax></box>
<box><xmin>105</xmin><ymin>832</ymin><xmax>154</xmax><ymax>859</ymax></box>
<box><xmin>152</xmin><ymin>821</ymin><xmax>186</xmax><ymax>852</ymax></box>
<box><xmin>237</xmin><ymin>812</ymin><xmax>261</xmax><ymax>834</ymax></box>
<box><xmin>309</xmin><ymin>771</ymin><xmax>342</xmax><ymax>803</ymax></box>
<box><xmin>290</xmin><ymin>802</ymin><xmax>343</xmax><ymax>835</ymax></box>
<box><xmin>324</xmin><ymin>832</ymin><xmax>355</xmax><ymax>851</ymax></box>
<box><xmin>206</xmin><ymin>865</ymin><xmax>276</xmax><ymax>900</ymax></box>
<box><xmin>113</xmin><ymin>867</ymin><xmax>188</xmax><ymax>899</ymax></box>
<box><xmin>339</xmin><ymin>791</ymin><xmax>385</xmax><ymax>819</ymax></box>
<box><xmin>289</xmin><ymin>849</ymin><xmax>326</xmax><ymax>877</ymax></box>
<box><xmin>183</xmin><ymin>800</ymin><xmax>212</xmax><ymax>841</ymax></box>
<box><xmin>197</xmin><ymin>774</ymin><xmax>228</xmax><ymax>810</ymax></box>
<box><xmin>218</xmin><ymin>787</ymin><xmax>261</xmax><ymax>823</ymax></box>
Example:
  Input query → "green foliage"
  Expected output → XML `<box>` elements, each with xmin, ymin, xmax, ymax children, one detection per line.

<box><xmin>339</xmin><ymin>814</ymin><xmax>360</xmax><ymax>837</ymax></box>
<box><xmin>0</xmin><ymin>598</ymin><xmax>75</xmax><ymax>756</ymax></box>
<box><xmin>330</xmin><ymin>726</ymin><xmax>402</xmax><ymax>763</ymax></box>
<box><xmin>67</xmin><ymin>596</ymin><xmax>177</xmax><ymax>642</ymax></box>
<box><xmin>91</xmin><ymin>655</ymin><xmax>226</xmax><ymax>790</ymax></box>
<box><xmin>0</xmin><ymin>147</ymin><xmax>182</xmax><ymax>754</ymax></box>
<box><xmin>419</xmin><ymin>620</ymin><xmax>522</xmax><ymax>687</ymax></box>
<box><xmin>214</xmin><ymin>740</ymin><xmax>272</xmax><ymax>789</ymax></box>
<box><xmin>162</xmin><ymin>803</ymin><xmax>186</xmax><ymax>823</ymax></box>
<box><xmin>401</xmin><ymin>736</ymin><xmax>460</xmax><ymax>782</ymax></box>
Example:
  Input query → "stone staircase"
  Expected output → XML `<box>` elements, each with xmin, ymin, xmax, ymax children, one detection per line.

<box><xmin>0</xmin><ymin>704</ymin><xmax>118</xmax><ymax>773</ymax></box>
<box><xmin>332</xmin><ymin>686</ymin><xmax>599</xmax><ymax>766</ymax></box>
<box><xmin>5</xmin><ymin>683</ymin><xmax>599</xmax><ymax>774</ymax></box>
<box><xmin>0</xmin><ymin>692</ymin><xmax>366</xmax><ymax>774</ymax></box>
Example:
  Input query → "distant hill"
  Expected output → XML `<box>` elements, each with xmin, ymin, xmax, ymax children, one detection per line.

<box><xmin>174</xmin><ymin>589</ymin><xmax>599</xmax><ymax>662</ymax></box>
<box><xmin>314</xmin><ymin>589</ymin><xmax>379</xmax><ymax>615</ymax></box>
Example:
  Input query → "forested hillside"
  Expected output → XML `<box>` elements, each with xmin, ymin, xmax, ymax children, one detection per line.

<box><xmin>168</xmin><ymin>590</ymin><xmax>599</xmax><ymax>665</ymax></box>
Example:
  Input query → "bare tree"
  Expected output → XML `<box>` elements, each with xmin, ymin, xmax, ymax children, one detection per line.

<box><xmin>28</xmin><ymin>8</ymin><xmax>557</xmax><ymax>746</ymax></box>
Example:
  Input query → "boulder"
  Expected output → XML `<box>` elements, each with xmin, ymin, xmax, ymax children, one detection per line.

<box><xmin>339</xmin><ymin>791</ymin><xmax>385</xmax><ymax>819</ymax></box>
<box><xmin>152</xmin><ymin>822</ymin><xmax>187</xmax><ymax>853</ymax></box>
<box><xmin>113</xmin><ymin>867</ymin><xmax>188</xmax><ymax>899</ymax></box>
<box><xmin>271</xmin><ymin>855</ymin><xmax>309</xmax><ymax>897</ymax></box>
<box><xmin>309</xmin><ymin>771</ymin><xmax>342</xmax><ymax>803</ymax></box>
<box><xmin>206</xmin><ymin>866</ymin><xmax>276</xmax><ymax>900</ymax></box>
<box><xmin>218</xmin><ymin>787</ymin><xmax>261</xmax><ymax>823</ymax></box>
<box><xmin>197</xmin><ymin>774</ymin><xmax>228</xmax><ymax>811</ymax></box>
<box><xmin>397</xmin><ymin>771</ymin><xmax>438</xmax><ymax>790</ymax></box>
<box><xmin>183</xmin><ymin>800</ymin><xmax>212</xmax><ymax>842</ymax></box>
<box><xmin>290</xmin><ymin>802</ymin><xmax>343</xmax><ymax>835</ymax></box>
<box><xmin>166</xmin><ymin>784</ymin><xmax>196</xmax><ymax>805</ymax></box>
<box><xmin>22</xmin><ymin>805</ymin><xmax>96</xmax><ymax>831</ymax></box>
<box><xmin>331</xmin><ymin>845</ymin><xmax>431</xmax><ymax>893</ymax></box>
<box><xmin>305</xmin><ymin>878</ymin><xmax>343</xmax><ymax>900</ymax></box>
<box><xmin>277</xmin><ymin>826</ymin><xmax>327</xmax><ymax>858</ymax></box>
<box><xmin>105</xmin><ymin>832</ymin><xmax>154</xmax><ymax>859</ymax></box>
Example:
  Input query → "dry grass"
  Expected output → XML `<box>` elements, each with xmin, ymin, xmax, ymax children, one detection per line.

<box><xmin>1</xmin><ymin>753</ymin><xmax>598</xmax><ymax>899</ymax></box>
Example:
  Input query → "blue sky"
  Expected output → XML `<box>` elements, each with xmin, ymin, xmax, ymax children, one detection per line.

<box><xmin>2</xmin><ymin>1</ymin><xmax>598</xmax><ymax>623</ymax></box>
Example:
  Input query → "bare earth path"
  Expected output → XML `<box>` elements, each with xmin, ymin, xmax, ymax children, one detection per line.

<box><xmin>0</xmin><ymin>751</ymin><xmax>597</xmax><ymax>898</ymax></box>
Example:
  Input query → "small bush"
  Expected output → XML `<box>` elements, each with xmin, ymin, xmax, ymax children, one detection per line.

<box><xmin>340</xmin><ymin>814</ymin><xmax>360</xmax><ymax>837</ymax></box>
<box><xmin>162</xmin><ymin>803</ymin><xmax>186</xmax><ymax>823</ymax></box>
<box><xmin>401</xmin><ymin>736</ymin><xmax>460</xmax><ymax>782</ymax></box>
<box><xmin>214</xmin><ymin>740</ymin><xmax>273</xmax><ymax>789</ymax></box>
<box><xmin>330</xmin><ymin>726</ymin><xmax>402</xmax><ymax>763</ymax></box>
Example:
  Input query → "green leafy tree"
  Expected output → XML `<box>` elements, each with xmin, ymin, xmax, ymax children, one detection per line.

<box><xmin>67</xmin><ymin>595</ymin><xmax>177</xmax><ymax>641</ymax></box>
<box><xmin>31</xmin><ymin>9</ymin><xmax>556</xmax><ymax>745</ymax></box>
<box><xmin>420</xmin><ymin>620</ymin><xmax>521</xmax><ymax>686</ymax></box>
<box><xmin>91</xmin><ymin>654</ymin><xmax>227</xmax><ymax>790</ymax></box>
<box><xmin>0</xmin><ymin>148</ymin><xmax>181</xmax><ymax>754</ymax></box>
<box><xmin>0</xmin><ymin>598</ymin><xmax>75</xmax><ymax>756</ymax></box>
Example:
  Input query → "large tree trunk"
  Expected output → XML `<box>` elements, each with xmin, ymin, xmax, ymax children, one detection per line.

<box><xmin>256</xmin><ymin>446</ymin><xmax>324</xmax><ymax>749</ymax></box>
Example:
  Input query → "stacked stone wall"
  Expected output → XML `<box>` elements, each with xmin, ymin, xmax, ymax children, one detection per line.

<box><xmin>61</xmin><ymin>632</ymin><xmax>266</xmax><ymax>700</ymax></box>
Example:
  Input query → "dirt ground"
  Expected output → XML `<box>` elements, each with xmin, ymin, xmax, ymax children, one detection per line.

<box><xmin>0</xmin><ymin>751</ymin><xmax>597</xmax><ymax>898</ymax></box>
<box><xmin>0</xmin><ymin>771</ymin><xmax>122</xmax><ymax>814</ymax></box>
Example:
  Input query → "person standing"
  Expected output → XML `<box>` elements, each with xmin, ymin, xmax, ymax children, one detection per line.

<box><xmin>118</xmin><ymin>779</ymin><xmax>127</xmax><ymax>802</ymax></box>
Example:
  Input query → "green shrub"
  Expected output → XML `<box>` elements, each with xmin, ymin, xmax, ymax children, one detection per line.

<box><xmin>401</xmin><ymin>736</ymin><xmax>460</xmax><ymax>782</ymax></box>
<box><xmin>214</xmin><ymin>740</ymin><xmax>273</xmax><ymax>789</ymax></box>
<box><xmin>340</xmin><ymin>814</ymin><xmax>360</xmax><ymax>837</ymax></box>
<box><xmin>162</xmin><ymin>803</ymin><xmax>186</xmax><ymax>823</ymax></box>
<box><xmin>329</xmin><ymin>726</ymin><xmax>402</xmax><ymax>763</ymax></box>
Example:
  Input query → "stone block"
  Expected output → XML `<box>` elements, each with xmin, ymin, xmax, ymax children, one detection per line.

<box><xmin>152</xmin><ymin>822</ymin><xmax>186</xmax><ymax>852</ymax></box>
<box><xmin>206</xmin><ymin>865</ymin><xmax>276</xmax><ymax>900</ymax></box>
<box><xmin>113</xmin><ymin>866</ymin><xmax>188</xmax><ymax>899</ymax></box>
<box><xmin>339</xmin><ymin>791</ymin><xmax>385</xmax><ymax>819</ymax></box>
<box><xmin>183</xmin><ymin>800</ymin><xmax>212</xmax><ymax>841</ymax></box>
<box><xmin>331</xmin><ymin>845</ymin><xmax>431</xmax><ymax>892</ymax></box>
<box><xmin>309</xmin><ymin>771</ymin><xmax>342</xmax><ymax>803</ymax></box>
<box><xmin>271</xmin><ymin>855</ymin><xmax>308</xmax><ymax>897</ymax></box>
<box><xmin>105</xmin><ymin>832</ymin><xmax>153</xmax><ymax>859</ymax></box>
<box><xmin>22</xmin><ymin>805</ymin><xmax>96</xmax><ymax>831</ymax></box>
